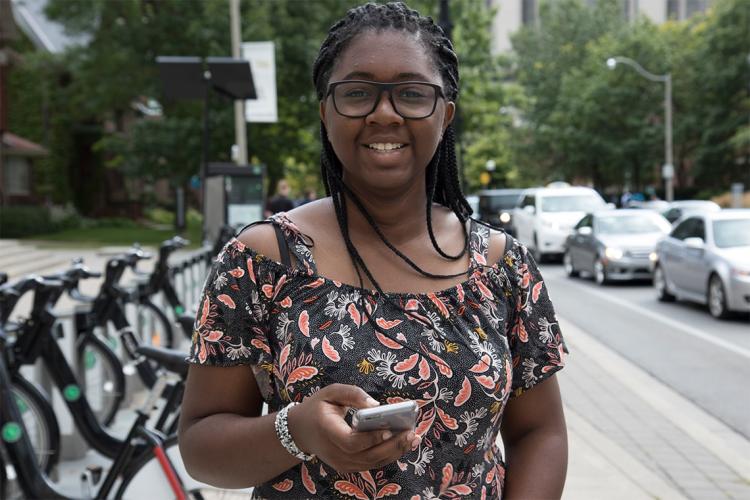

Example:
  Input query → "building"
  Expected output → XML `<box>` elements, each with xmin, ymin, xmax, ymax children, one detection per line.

<box><xmin>488</xmin><ymin>0</ymin><xmax>714</xmax><ymax>54</ymax></box>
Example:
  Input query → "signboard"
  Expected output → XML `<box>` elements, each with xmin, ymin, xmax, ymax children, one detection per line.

<box><xmin>662</xmin><ymin>163</ymin><xmax>674</xmax><ymax>179</ymax></box>
<box><xmin>242</xmin><ymin>41</ymin><xmax>278</xmax><ymax>123</ymax></box>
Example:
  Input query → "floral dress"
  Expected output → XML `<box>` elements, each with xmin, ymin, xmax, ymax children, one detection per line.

<box><xmin>187</xmin><ymin>213</ymin><xmax>566</xmax><ymax>499</ymax></box>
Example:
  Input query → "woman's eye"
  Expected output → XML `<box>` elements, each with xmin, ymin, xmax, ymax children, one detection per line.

<box><xmin>343</xmin><ymin>89</ymin><xmax>370</xmax><ymax>98</ymax></box>
<box><xmin>399</xmin><ymin>88</ymin><xmax>427</xmax><ymax>99</ymax></box>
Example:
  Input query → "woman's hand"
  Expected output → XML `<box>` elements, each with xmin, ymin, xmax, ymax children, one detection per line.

<box><xmin>288</xmin><ymin>383</ymin><xmax>421</xmax><ymax>473</ymax></box>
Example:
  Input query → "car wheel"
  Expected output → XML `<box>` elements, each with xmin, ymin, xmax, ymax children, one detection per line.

<box><xmin>594</xmin><ymin>258</ymin><xmax>608</xmax><ymax>285</ymax></box>
<box><xmin>563</xmin><ymin>251</ymin><xmax>578</xmax><ymax>277</ymax></box>
<box><xmin>532</xmin><ymin>234</ymin><xmax>544</xmax><ymax>263</ymax></box>
<box><xmin>708</xmin><ymin>274</ymin><xmax>731</xmax><ymax>319</ymax></box>
<box><xmin>653</xmin><ymin>265</ymin><xmax>675</xmax><ymax>302</ymax></box>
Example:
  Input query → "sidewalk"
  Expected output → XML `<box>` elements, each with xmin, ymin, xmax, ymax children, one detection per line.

<box><xmin>559</xmin><ymin>316</ymin><xmax>750</xmax><ymax>500</ymax></box>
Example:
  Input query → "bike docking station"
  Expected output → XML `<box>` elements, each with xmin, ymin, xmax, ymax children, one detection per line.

<box><xmin>156</xmin><ymin>55</ymin><xmax>263</xmax><ymax>244</ymax></box>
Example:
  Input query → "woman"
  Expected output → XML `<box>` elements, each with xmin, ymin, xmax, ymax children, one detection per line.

<box><xmin>179</xmin><ymin>2</ymin><xmax>567</xmax><ymax>498</ymax></box>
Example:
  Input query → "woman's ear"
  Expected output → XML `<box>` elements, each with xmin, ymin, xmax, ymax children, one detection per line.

<box><xmin>442</xmin><ymin>101</ymin><xmax>456</xmax><ymax>134</ymax></box>
<box><xmin>319</xmin><ymin>100</ymin><xmax>327</xmax><ymax>124</ymax></box>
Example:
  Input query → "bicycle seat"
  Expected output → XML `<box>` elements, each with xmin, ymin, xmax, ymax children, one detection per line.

<box><xmin>136</xmin><ymin>345</ymin><xmax>189</xmax><ymax>378</ymax></box>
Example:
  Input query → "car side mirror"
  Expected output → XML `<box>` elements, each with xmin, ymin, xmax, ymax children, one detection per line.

<box><xmin>577</xmin><ymin>226</ymin><xmax>592</xmax><ymax>236</ymax></box>
<box><xmin>684</xmin><ymin>237</ymin><xmax>704</xmax><ymax>249</ymax></box>
<box><xmin>523</xmin><ymin>205</ymin><xmax>535</xmax><ymax>215</ymax></box>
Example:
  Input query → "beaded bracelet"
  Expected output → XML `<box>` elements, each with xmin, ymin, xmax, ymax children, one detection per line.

<box><xmin>274</xmin><ymin>402</ymin><xmax>315</xmax><ymax>461</ymax></box>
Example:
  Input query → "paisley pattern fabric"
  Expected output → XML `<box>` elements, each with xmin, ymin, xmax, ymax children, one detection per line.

<box><xmin>187</xmin><ymin>213</ymin><xmax>566</xmax><ymax>499</ymax></box>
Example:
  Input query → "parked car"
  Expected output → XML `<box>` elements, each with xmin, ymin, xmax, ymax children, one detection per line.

<box><xmin>627</xmin><ymin>199</ymin><xmax>670</xmax><ymax>212</ymax></box>
<box><xmin>651</xmin><ymin>209</ymin><xmax>750</xmax><ymax>319</ymax></box>
<box><xmin>662</xmin><ymin>200</ymin><xmax>720</xmax><ymax>224</ymax></box>
<box><xmin>513</xmin><ymin>184</ymin><xmax>609</xmax><ymax>262</ymax></box>
<box><xmin>564</xmin><ymin>209</ymin><xmax>671</xmax><ymax>285</ymax></box>
<box><xmin>465</xmin><ymin>194</ymin><xmax>480</xmax><ymax>216</ymax></box>
<box><xmin>477</xmin><ymin>189</ymin><xmax>524</xmax><ymax>235</ymax></box>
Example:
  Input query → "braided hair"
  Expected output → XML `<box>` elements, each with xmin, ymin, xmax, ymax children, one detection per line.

<box><xmin>313</xmin><ymin>2</ymin><xmax>473</xmax><ymax>297</ymax></box>
<box><xmin>307</xmin><ymin>3</ymin><xmax>495</xmax><ymax>420</ymax></box>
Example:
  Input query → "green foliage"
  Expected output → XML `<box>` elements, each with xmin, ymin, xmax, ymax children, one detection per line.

<box><xmin>0</xmin><ymin>206</ymin><xmax>80</xmax><ymax>238</ymax></box>
<box><xmin>510</xmin><ymin>0</ymin><xmax>750</xmax><ymax>192</ymax></box>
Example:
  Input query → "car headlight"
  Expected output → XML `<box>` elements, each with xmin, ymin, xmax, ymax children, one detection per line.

<box><xmin>649</xmin><ymin>252</ymin><xmax>658</xmax><ymax>263</ymax></box>
<box><xmin>499</xmin><ymin>212</ymin><xmax>511</xmax><ymax>224</ymax></box>
<box><xmin>605</xmin><ymin>247</ymin><xmax>624</xmax><ymax>260</ymax></box>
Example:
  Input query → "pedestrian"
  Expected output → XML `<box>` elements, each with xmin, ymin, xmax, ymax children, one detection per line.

<box><xmin>265</xmin><ymin>179</ymin><xmax>296</xmax><ymax>216</ymax></box>
<box><xmin>295</xmin><ymin>188</ymin><xmax>318</xmax><ymax>207</ymax></box>
<box><xmin>179</xmin><ymin>2</ymin><xmax>568</xmax><ymax>498</ymax></box>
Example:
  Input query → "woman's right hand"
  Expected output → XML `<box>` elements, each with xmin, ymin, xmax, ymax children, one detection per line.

<box><xmin>287</xmin><ymin>383</ymin><xmax>421</xmax><ymax>473</ymax></box>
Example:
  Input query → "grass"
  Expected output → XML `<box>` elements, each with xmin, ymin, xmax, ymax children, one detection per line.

<box><xmin>22</xmin><ymin>221</ymin><xmax>203</xmax><ymax>249</ymax></box>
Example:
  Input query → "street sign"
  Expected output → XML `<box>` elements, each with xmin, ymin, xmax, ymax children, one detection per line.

<box><xmin>662</xmin><ymin>163</ymin><xmax>674</xmax><ymax>179</ymax></box>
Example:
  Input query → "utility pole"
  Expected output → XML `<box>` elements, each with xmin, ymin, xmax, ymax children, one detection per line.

<box><xmin>230</xmin><ymin>0</ymin><xmax>247</xmax><ymax>165</ymax></box>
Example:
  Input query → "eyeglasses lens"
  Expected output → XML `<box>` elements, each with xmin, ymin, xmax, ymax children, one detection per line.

<box><xmin>333</xmin><ymin>82</ymin><xmax>437</xmax><ymax>119</ymax></box>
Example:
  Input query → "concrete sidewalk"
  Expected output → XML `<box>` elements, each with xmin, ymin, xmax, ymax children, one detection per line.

<box><xmin>559</xmin><ymin>316</ymin><xmax>750</xmax><ymax>500</ymax></box>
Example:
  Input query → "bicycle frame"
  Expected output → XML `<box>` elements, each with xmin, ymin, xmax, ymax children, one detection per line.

<box><xmin>1</xmin><ymin>348</ymin><xmax>188</xmax><ymax>500</ymax></box>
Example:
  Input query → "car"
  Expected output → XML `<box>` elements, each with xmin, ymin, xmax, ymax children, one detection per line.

<box><xmin>627</xmin><ymin>199</ymin><xmax>670</xmax><ymax>212</ymax></box>
<box><xmin>662</xmin><ymin>200</ymin><xmax>720</xmax><ymax>224</ymax></box>
<box><xmin>476</xmin><ymin>189</ymin><xmax>524</xmax><ymax>235</ymax></box>
<box><xmin>513</xmin><ymin>184</ymin><xmax>609</xmax><ymax>262</ymax></box>
<box><xmin>651</xmin><ymin>209</ymin><xmax>750</xmax><ymax>319</ymax></box>
<box><xmin>563</xmin><ymin>209</ymin><xmax>672</xmax><ymax>285</ymax></box>
<box><xmin>465</xmin><ymin>195</ymin><xmax>480</xmax><ymax>216</ymax></box>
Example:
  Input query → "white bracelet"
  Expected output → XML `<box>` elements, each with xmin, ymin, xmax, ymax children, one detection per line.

<box><xmin>274</xmin><ymin>402</ymin><xmax>314</xmax><ymax>461</ymax></box>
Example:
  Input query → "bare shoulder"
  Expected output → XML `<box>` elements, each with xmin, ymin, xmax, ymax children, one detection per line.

<box><xmin>236</xmin><ymin>223</ymin><xmax>282</xmax><ymax>262</ymax></box>
<box><xmin>486</xmin><ymin>226</ymin><xmax>509</xmax><ymax>265</ymax></box>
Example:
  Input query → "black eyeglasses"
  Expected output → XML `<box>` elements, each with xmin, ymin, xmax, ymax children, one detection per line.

<box><xmin>326</xmin><ymin>80</ymin><xmax>445</xmax><ymax>119</ymax></box>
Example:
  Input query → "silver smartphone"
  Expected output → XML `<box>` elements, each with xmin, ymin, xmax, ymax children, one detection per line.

<box><xmin>351</xmin><ymin>400</ymin><xmax>419</xmax><ymax>432</ymax></box>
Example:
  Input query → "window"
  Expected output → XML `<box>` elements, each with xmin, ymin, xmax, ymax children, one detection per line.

<box><xmin>576</xmin><ymin>215</ymin><xmax>593</xmax><ymax>229</ymax></box>
<box><xmin>522</xmin><ymin>0</ymin><xmax>537</xmax><ymax>25</ymax></box>
<box><xmin>688</xmin><ymin>218</ymin><xmax>706</xmax><ymax>240</ymax></box>
<box><xmin>686</xmin><ymin>0</ymin><xmax>706</xmax><ymax>17</ymax></box>
<box><xmin>521</xmin><ymin>195</ymin><xmax>536</xmax><ymax>208</ymax></box>
<box><xmin>713</xmin><ymin>219</ymin><xmax>750</xmax><ymax>248</ymax></box>
<box><xmin>3</xmin><ymin>157</ymin><xmax>31</xmax><ymax>196</ymax></box>
<box><xmin>667</xmin><ymin>0</ymin><xmax>680</xmax><ymax>19</ymax></box>
<box><xmin>670</xmin><ymin>217</ymin><xmax>695</xmax><ymax>240</ymax></box>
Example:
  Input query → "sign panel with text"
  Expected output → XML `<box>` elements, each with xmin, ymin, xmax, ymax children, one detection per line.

<box><xmin>242</xmin><ymin>41</ymin><xmax>278</xmax><ymax>123</ymax></box>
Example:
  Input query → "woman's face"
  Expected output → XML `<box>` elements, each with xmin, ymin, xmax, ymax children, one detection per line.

<box><xmin>320</xmin><ymin>30</ymin><xmax>455</xmax><ymax>196</ymax></box>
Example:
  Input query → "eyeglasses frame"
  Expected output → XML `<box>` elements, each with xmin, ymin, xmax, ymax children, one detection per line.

<box><xmin>326</xmin><ymin>80</ymin><xmax>446</xmax><ymax>120</ymax></box>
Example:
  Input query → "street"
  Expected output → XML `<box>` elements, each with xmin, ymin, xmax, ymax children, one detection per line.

<box><xmin>540</xmin><ymin>262</ymin><xmax>750</xmax><ymax>439</ymax></box>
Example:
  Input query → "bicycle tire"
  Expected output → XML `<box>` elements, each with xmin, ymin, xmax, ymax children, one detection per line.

<box><xmin>9</xmin><ymin>375</ymin><xmax>60</xmax><ymax>474</ymax></box>
<box><xmin>135</xmin><ymin>300</ymin><xmax>175</xmax><ymax>349</ymax></box>
<box><xmin>76</xmin><ymin>335</ymin><xmax>126</xmax><ymax>427</ymax></box>
<box><xmin>115</xmin><ymin>435</ymin><xmax>254</xmax><ymax>499</ymax></box>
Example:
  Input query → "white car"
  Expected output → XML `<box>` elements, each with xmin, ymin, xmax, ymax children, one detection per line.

<box><xmin>652</xmin><ymin>209</ymin><xmax>750</xmax><ymax>319</ymax></box>
<box><xmin>513</xmin><ymin>185</ymin><xmax>609</xmax><ymax>262</ymax></box>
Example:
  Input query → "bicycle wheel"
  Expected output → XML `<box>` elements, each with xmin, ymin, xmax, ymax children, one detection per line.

<box><xmin>76</xmin><ymin>335</ymin><xmax>125</xmax><ymax>427</ymax></box>
<box><xmin>135</xmin><ymin>300</ymin><xmax>175</xmax><ymax>349</ymax></box>
<box><xmin>115</xmin><ymin>435</ymin><xmax>254</xmax><ymax>499</ymax></box>
<box><xmin>9</xmin><ymin>375</ymin><xmax>60</xmax><ymax>474</ymax></box>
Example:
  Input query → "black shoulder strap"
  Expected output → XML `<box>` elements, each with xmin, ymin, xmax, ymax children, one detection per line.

<box><xmin>272</xmin><ymin>223</ymin><xmax>293</xmax><ymax>269</ymax></box>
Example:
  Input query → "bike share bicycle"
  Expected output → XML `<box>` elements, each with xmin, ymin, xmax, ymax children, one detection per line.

<box><xmin>0</xmin><ymin>275</ymin><xmax>246</xmax><ymax>498</ymax></box>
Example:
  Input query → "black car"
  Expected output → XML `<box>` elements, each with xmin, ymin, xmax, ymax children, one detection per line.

<box><xmin>477</xmin><ymin>189</ymin><xmax>524</xmax><ymax>235</ymax></box>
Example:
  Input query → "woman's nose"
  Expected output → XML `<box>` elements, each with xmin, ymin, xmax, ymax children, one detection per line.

<box><xmin>366</xmin><ymin>91</ymin><xmax>404</xmax><ymax>126</ymax></box>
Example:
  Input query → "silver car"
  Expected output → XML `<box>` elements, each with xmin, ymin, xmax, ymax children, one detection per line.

<box><xmin>564</xmin><ymin>209</ymin><xmax>671</xmax><ymax>285</ymax></box>
<box><xmin>662</xmin><ymin>200</ymin><xmax>720</xmax><ymax>224</ymax></box>
<box><xmin>652</xmin><ymin>209</ymin><xmax>750</xmax><ymax>319</ymax></box>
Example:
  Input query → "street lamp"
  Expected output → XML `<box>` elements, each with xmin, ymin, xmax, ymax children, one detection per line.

<box><xmin>606</xmin><ymin>56</ymin><xmax>674</xmax><ymax>202</ymax></box>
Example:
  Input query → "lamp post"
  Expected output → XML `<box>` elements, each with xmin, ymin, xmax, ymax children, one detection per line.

<box><xmin>606</xmin><ymin>56</ymin><xmax>674</xmax><ymax>202</ymax></box>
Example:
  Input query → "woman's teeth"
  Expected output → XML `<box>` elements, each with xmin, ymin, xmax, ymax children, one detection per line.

<box><xmin>367</xmin><ymin>143</ymin><xmax>405</xmax><ymax>151</ymax></box>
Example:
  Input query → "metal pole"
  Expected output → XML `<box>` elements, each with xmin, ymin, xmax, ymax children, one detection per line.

<box><xmin>201</xmin><ymin>77</ymin><xmax>211</xmax><ymax>242</ymax></box>
<box><xmin>230</xmin><ymin>0</ymin><xmax>248</xmax><ymax>165</ymax></box>
<box><xmin>665</xmin><ymin>74</ymin><xmax>674</xmax><ymax>202</ymax></box>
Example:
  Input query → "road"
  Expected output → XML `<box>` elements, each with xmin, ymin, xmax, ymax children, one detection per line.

<box><xmin>540</xmin><ymin>262</ymin><xmax>750</xmax><ymax>439</ymax></box>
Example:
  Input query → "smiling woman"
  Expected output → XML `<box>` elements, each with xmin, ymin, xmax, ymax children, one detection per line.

<box><xmin>178</xmin><ymin>3</ymin><xmax>568</xmax><ymax>499</ymax></box>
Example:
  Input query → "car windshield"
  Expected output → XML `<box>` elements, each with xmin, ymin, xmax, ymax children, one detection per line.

<box><xmin>597</xmin><ymin>215</ymin><xmax>670</xmax><ymax>235</ymax></box>
<box><xmin>479</xmin><ymin>194</ymin><xmax>520</xmax><ymax>211</ymax></box>
<box><xmin>713</xmin><ymin>219</ymin><xmax>750</xmax><ymax>248</ymax></box>
<box><xmin>541</xmin><ymin>195</ymin><xmax>604</xmax><ymax>213</ymax></box>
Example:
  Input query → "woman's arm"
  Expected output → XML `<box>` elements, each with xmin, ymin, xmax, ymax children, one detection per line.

<box><xmin>500</xmin><ymin>374</ymin><xmax>568</xmax><ymax>500</ymax></box>
<box><xmin>178</xmin><ymin>365</ymin><xmax>419</xmax><ymax>488</ymax></box>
